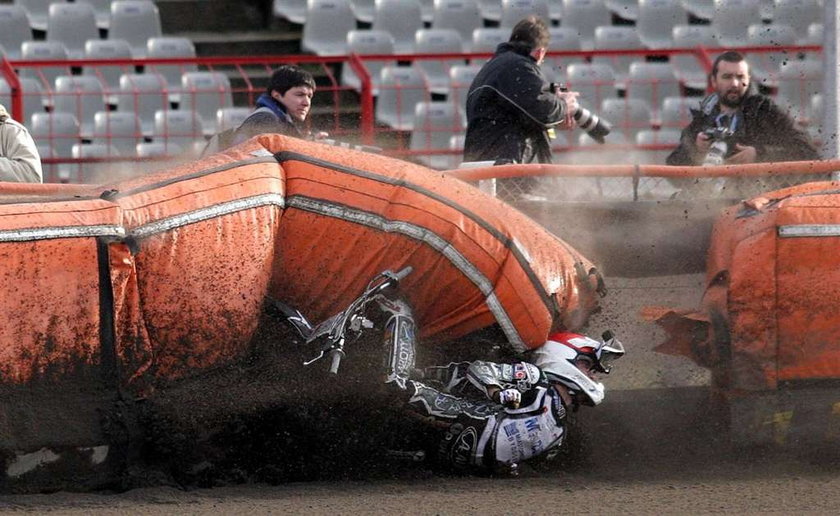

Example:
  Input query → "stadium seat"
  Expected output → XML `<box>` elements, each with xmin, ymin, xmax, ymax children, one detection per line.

<box><xmin>566</xmin><ymin>63</ymin><xmax>618</xmax><ymax>112</ymax></box>
<box><xmin>0</xmin><ymin>5</ymin><xmax>32</xmax><ymax>60</ymax></box>
<box><xmin>372</xmin><ymin>0</ymin><xmax>424</xmax><ymax>54</ymax></box>
<box><xmin>432</xmin><ymin>0</ymin><xmax>482</xmax><ymax>51</ymax></box>
<box><xmin>801</xmin><ymin>22</ymin><xmax>823</xmax><ymax>46</ymax></box>
<box><xmin>776</xmin><ymin>59</ymin><xmax>822</xmax><ymax>123</ymax></box>
<box><xmin>153</xmin><ymin>109</ymin><xmax>205</xmax><ymax>149</ymax></box>
<box><xmin>447</xmin><ymin>134</ymin><xmax>466</xmax><ymax>170</ymax></box>
<box><xmin>561</xmin><ymin>0</ymin><xmax>612</xmax><ymax>50</ymax></box>
<box><xmin>92</xmin><ymin>111</ymin><xmax>142</xmax><ymax>156</ymax></box>
<box><xmin>712</xmin><ymin>0</ymin><xmax>761</xmax><ymax>48</ymax></box>
<box><xmin>470</xmin><ymin>27</ymin><xmax>508</xmax><ymax>65</ymax></box>
<box><xmin>17</xmin><ymin>0</ymin><xmax>57</xmax><ymax>32</ymax></box>
<box><xmin>137</xmin><ymin>141</ymin><xmax>182</xmax><ymax>157</ymax></box>
<box><xmin>809</xmin><ymin>93</ymin><xmax>823</xmax><ymax>143</ymax></box>
<box><xmin>414</xmin><ymin>29</ymin><xmax>465</xmax><ymax>95</ymax></box>
<box><xmin>637</xmin><ymin>0</ymin><xmax>687</xmax><ymax>50</ymax></box>
<box><xmin>544</xmin><ymin>27</ymin><xmax>583</xmax><ymax>84</ymax></box>
<box><xmin>273</xmin><ymin>0</ymin><xmax>308</xmax><ymax>24</ymax></box>
<box><xmin>36</xmin><ymin>143</ymin><xmax>58</xmax><ymax>181</ymax></box>
<box><xmin>83</xmin><ymin>39</ymin><xmax>135</xmax><ymax>95</ymax></box>
<box><xmin>605</xmin><ymin>0</ymin><xmax>639</xmax><ymax>20</ymax></box>
<box><xmin>759</xmin><ymin>0</ymin><xmax>774</xmax><ymax>19</ymax></box>
<box><xmin>592</xmin><ymin>26</ymin><xmax>645</xmax><ymax>88</ymax></box>
<box><xmin>671</xmin><ymin>25</ymin><xmax>715</xmax><ymax>90</ymax></box>
<box><xmin>77</xmin><ymin>0</ymin><xmax>112</xmax><ymax>29</ymax></box>
<box><xmin>341</xmin><ymin>30</ymin><xmax>396</xmax><ymax>95</ymax></box>
<box><xmin>146</xmin><ymin>37</ymin><xmax>198</xmax><ymax>102</ymax></box>
<box><xmin>0</xmin><ymin>77</ymin><xmax>44</xmax><ymax>123</ymax></box>
<box><xmin>626</xmin><ymin>62</ymin><xmax>681</xmax><ymax>115</ymax></box>
<box><xmin>680</xmin><ymin>0</ymin><xmax>714</xmax><ymax>20</ymax></box>
<box><xmin>350</xmin><ymin>0</ymin><xmax>375</xmax><ymax>22</ymax></box>
<box><xmin>478</xmin><ymin>0</ymin><xmax>502</xmax><ymax>20</ymax></box>
<box><xmin>636</xmin><ymin>129</ymin><xmax>682</xmax><ymax>165</ymax></box>
<box><xmin>179</xmin><ymin>71</ymin><xmax>234</xmax><ymax>135</ymax></box>
<box><xmin>20</xmin><ymin>41</ymin><xmax>71</xmax><ymax>93</ymax></box>
<box><xmin>449</xmin><ymin>64</ymin><xmax>481</xmax><ymax>112</ymax></box>
<box><xmin>499</xmin><ymin>0</ymin><xmax>551</xmax><ymax>28</ymax></box>
<box><xmin>69</xmin><ymin>142</ymin><xmax>120</xmax><ymax>182</ymax></box>
<box><xmin>52</xmin><ymin>75</ymin><xmax>107</xmax><ymax>139</ymax></box>
<box><xmin>600</xmin><ymin>97</ymin><xmax>653</xmax><ymax>142</ymax></box>
<box><xmin>115</xmin><ymin>73</ymin><xmax>170</xmax><ymax>135</ymax></box>
<box><xmin>46</xmin><ymin>2</ymin><xmax>98</xmax><ymax>58</ymax></box>
<box><xmin>409</xmin><ymin>101</ymin><xmax>466</xmax><ymax>168</ymax></box>
<box><xmin>419</xmin><ymin>0</ymin><xmax>434</xmax><ymax>22</ymax></box>
<box><xmin>660</xmin><ymin>95</ymin><xmax>699</xmax><ymax>130</ymax></box>
<box><xmin>31</xmin><ymin>112</ymin><xmax>80</xmax><ymax>159</ymax></box>
<box><xmin>746</xmin><ymin>24</ymin><xmax>797</xmax><ymax>88</ymax></box>
<box><xmin>109</xmin><ymin>0</ymin><xmax>163</xmax><ymax>58</ymax></box>
<box><xmin>301</xmin><ymin>0</ymin><xmax>355</xmax><ymax>56</ymax></box>
<box><xmin>216</xmin><ymin>107</ymin><xmax>252</xmax><ymax>132</ymax></box>
<box><xmin>375</xmin><ymin>65</ymin><xmax>430</xmax><ymax>130</ymax></box>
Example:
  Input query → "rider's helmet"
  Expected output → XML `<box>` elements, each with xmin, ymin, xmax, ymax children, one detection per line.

<box><xmin>529</xmin><ymin>331</ymin><xmax>625</xmax><ymax>406</ymax></box>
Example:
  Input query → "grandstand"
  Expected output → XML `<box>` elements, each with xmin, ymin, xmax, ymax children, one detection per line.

<box><xmin>0</xmin><ymin>0</ymin><xmax>826</xmax><ymax>199</ymax></box>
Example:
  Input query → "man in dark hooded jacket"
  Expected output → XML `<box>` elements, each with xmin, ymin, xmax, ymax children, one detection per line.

<box><xmin>464</xmin><ymin>16</ymin><xmax>579</xmax><ymax>167</ymax></box>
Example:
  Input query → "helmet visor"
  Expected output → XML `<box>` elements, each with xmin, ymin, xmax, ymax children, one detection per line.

<box><xmin>594</xmin><ymin>335</ymin><xmax>625</xmax><ymax>374</ymax></box>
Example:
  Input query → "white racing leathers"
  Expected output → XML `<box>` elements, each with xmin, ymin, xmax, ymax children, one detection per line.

<box><xmin>380</xmin><ymin>294</ymin><xmax>567</xmax><ymax>471</ymax></box>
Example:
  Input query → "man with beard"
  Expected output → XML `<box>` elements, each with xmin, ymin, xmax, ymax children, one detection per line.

<box><xmin>666</xmin><ymin>51</ymin><xmax>818</xmax><ymax>166</ymax></box>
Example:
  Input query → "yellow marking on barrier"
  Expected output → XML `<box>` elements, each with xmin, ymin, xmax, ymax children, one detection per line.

<box><xmin>762</xmin><ymin>411</ymin><xmax>793</xmax><ymax>445</ymax></box>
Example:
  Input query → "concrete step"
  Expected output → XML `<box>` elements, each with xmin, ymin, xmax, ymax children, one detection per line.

<box><xmin>178</xmin><ymin>30</ymin><xmax>302</xmax><ymax>57</ymax></box>
<box><xmin>156</xmin><ymin>0</ymin><xmax>274</xmax><ymax>33</ymax></box>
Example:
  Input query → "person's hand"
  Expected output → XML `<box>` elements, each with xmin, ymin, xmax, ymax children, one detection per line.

<box><xmin>556</xmin><ymin>90</ymin><xmax>580</xmax><ymax>129</ymax></box>
<box><xmin>497</xmin><ymin>388</ymin><xmax>522</xmax><ymax>409</ymax></box>
<box><xmin>695</xmin><ymin>131</ymin><xmax>712</xmax><ymax>154</ymax></box>
<box><xmin>726</xmin><ymin>143</ymin><xmax>757</xmax><ymax>164</ymax></box>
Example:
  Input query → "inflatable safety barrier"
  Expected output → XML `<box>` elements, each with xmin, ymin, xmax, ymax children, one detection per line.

<box><xmin>0</xmin><ymin>134</ymin><xmax>602</xmax><ymax>391</ymax></box>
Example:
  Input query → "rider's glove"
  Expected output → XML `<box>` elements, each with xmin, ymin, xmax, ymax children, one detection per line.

<box><xmin>498</xmin><ymin>388</ymin><xmax>521</xmax><ymax>409</ymax></box>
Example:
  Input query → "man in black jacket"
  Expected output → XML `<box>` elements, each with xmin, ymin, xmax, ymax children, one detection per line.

<box><xmin>463</xmin><ymin>16</ymin><xmax>579</xmax><ymax>198</ymax></box>
<box><xmin>667</xmin><ymin>51</ymin><xmax>818</xmax><ymax>167</ymax></box>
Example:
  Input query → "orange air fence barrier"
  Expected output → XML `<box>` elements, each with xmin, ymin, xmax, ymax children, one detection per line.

<box><xmin>0</xmin><ymin>135</ymin><xmax>602</xmax><ymax>391</ymax></box>
<box><xmin>645</xmin><ymin>179</ymin><xmax>840</xmax><ymax>392</ymax></box>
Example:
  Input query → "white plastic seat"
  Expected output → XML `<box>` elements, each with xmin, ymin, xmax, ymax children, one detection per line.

<box><xmin>179</xmin><ymin>71</ymin><xmax>233</xmax><ymax>135</ymax></box>
<box><xmin>30</xmin><ymin>112</ymin><xmax>80</xmax><ymax>158</ymax></box>
<box><xmin>115</xmin><ymin>73</ymin><xmax>169</xmax><ymax>136</ymax></box>
<box><xmin>432</xmin><ymin>0</ymin><xmax>482</xmax><ymax>51</ymax></box>
<box><xmin>52</xmin><ymin>75</ymin><xmax>106</xmax><ymax>139</ymax></box>
<box><xmin>419</xmin><ymin>0</ymin><xmax>435</xmax><ymax>22</ymax></box>
<box><xmin>600</xmin><ymin>98</ymin><xmax>653</xmax><ymax>142</ymax></box>
<box><xmin>561</xmin><ymin>0</ymin><xmax>612</xmax><ymax>50</ymax></box>
<box><xmin>17</xmin><ymin>0</ymin><xmax>57</xmax><ymax>32</ymax></box>
<box><xmin>671</xmin><ymin>25</ymin><xmax>716</xmax><ymax>90</ymax></box>
<box><xmin>372</xmin><ymin>0</ymin><xmax>424</xmax><ymax>55</ymax></box>
<box><xmin>592</xmin><ymin>26</ymin><xmax>645</xmax><ymax>88</ymax></box>
<box><xmin>36</xmin><ymin>143</ymin><xmax>58</xmax><ymax>182</ymax></box>
<box><xmin>446</xmin><ymin>134</ymin><xmax>465</xmax><ymax>170</ymax></box>
<box><xmin>625</xmin><ymin>62</ymin><xmax>681</xmax><ymax>115</ymax></box>
<box><xmin>69</xmin><ymin>142</ymin><xmax>120</xmax><ymax>182</ymax></box>
<box><xmin>470</xmin><ymin>27</ymin><xmax>508</xmax><ymax>65</ymax></box>
<box><xmin>413</xmin><ymin>29</ymin><xmax>464</xmax><ymax>95</ymax></box>
<box><xmin>146</xmin><ymin>37</ymin><xmax>198</xmax><ymax>101</ymax></box>
<box><xmin>83</xmin><ymin>39</ymin><xmax>135</xmax><ymax>94</ymax></box>
<box><xmin>499</xmin><ymin>0</ymin><xmax>550</xmax><ymax>28</ymax></box>
<box><xmin>92</xmin><ymin>111</ymin><xmax>142</xmax><ymax>156</ymax></box>
<box><xmin>636</xmin><ymin>129</ymin><xmax>682</xmax><ymax>164</ymax></box>
<box><xmin>544</xmin><ymin>27</ymin><xmax>583</xmax><ymax>84</ymax></box>
<box><xmin>800</xmin><ymin>22</ymin><xmax>823</xmax><ymax>46</ymax></box>
<box><xmin>273</xmin><ymin>0</ymin><xmax>308</xmax><ymax>23</ymax></box>
<box><xmin>216</xmin><ymin>107</ymin><xmax>252</xmax><ymax>132</ymax></box>
<box><xmin>137</xmin><ymin>141</ymin><xmax>182</xmax><ymax>157</ymax></box>
<box><xmin>478</xmin><ymin>0</ymin><xmax>502</xmax><ymax>20</ymax></box>
<box><xmin>350</xmin><ymin>0</ymin><xmax>376</xmax><ymax>22</ymax></box>
<box><xmin>375</xmin><ymin>66</ymin><xmax>430</xmax><ymax>130</ymax></box>
<box><xmin>712</xmin><ymin>0</ymin><xmax>761</xmax><ymax>48</ymax></box>
<box><xmin>680</xmin><ymin>0</ymin><xmax>714</xmax><ymax>20</ymax></box>
<box><xmin>566</xmin><ymin>63</ymin><xmax>618</xmax><ymax>112</ymax></box>
<box><xmin>637</xmin><ymin>0</ymin><xmax>687</xmax><ymax>50</ymax></box>
<box><xmin>153</xmin><ymin>109</ymin><xmax>205</xmax><ymax>149</ymax></box>
<box><xmin>109</xmin><ymin>0</ymin><xmax>162</xmax><ymax>58</ymax></box>
<box><xmin>660</xmin><ymin>95</ymin><xmax>700</xmax><ymax>130</ymax></box>
<box><xmin>301</xmin><ymin>0</ymin><xmax>355</xmax><ymax>56</ymax></box>
<box><xmin>449</xmin><ymin>64</ymin><xmax>481</xmax><ymax>113</ymax></box>
<box><xmin>776</xmin><ymin>59</ymin><xmax>823</xmax><ymax>123</ymax></box>
<box><xmin>19</xmin><ymin>41</ymin><xmax>71</xmax><ymax>92</ymax></box>
<box><xmin>0</xmin><ymin>5</ymin><xmax>32</xmax><ymax>60</ymax></box>
<box><xmin>409</xmin><ymin>101</ymin><xmax>466</xmax><ymax>168</ymax></box>
<box><xmin>0</xmin><ymin>77</ymin><xmax>44</xmax><ymax>123</ymax></box>
<box><xmin>76</xmin><ymin>0</ymin><xmax>112</xmax><ymax>29</ymax></box>
<box><xmin>342</xmin><ymin>30</ymin><xmax>396</xmax><ymax>95</ymax></box>
<box><xmin>746</xmin><ymin>24</ymin><xmax>797</xmax><ymax>88</ymax></box>
<box><xmin>46</xmin><ymin>2</ymin><xmax>98</xmax><ymax>59</ymax></box>
<box><xmin>773</xmin><ymin>0</ymin><xmax>820</xmax><ymax>37</ymax></box>
<box><xmin>605</xmin><ymin>0</ymin><xmax>640</xmax><ymax>20</ymax></box>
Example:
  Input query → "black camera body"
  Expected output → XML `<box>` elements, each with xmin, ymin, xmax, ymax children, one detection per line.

<box><xmin>701</xmin><ymin>126</ymin><xmax>736</xmax><ymax>166</ymax></box>
<box><xmin>550</xmin><ymin>82</ymin><xmax>612</xmax><ymax>144</ymax></box>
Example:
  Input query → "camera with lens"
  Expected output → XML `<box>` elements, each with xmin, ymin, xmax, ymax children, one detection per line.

<box><xmin>701</xmin><ymin>126</ymin><xmax>736</xmax><ymax>166</ymax></box>
<box><xmin>550</xmin><ymin>82</ymin><xmax>612</xmax><ymax>144</ymax></box>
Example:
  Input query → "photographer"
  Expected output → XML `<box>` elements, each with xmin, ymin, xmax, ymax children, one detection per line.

<box><xmin>0</xmin><ymin>104</ymin><xmax>42</xmax><ymax>183</ymax></box>
<box><xmin>463</xmin><ymin>16</ymin><xmax>579</xmax><ymax>198</ymax></box>
<box><xmin>667</xmin><ymin>51</ymin><xmax>818</xmax><ymax>167</ymax></box>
